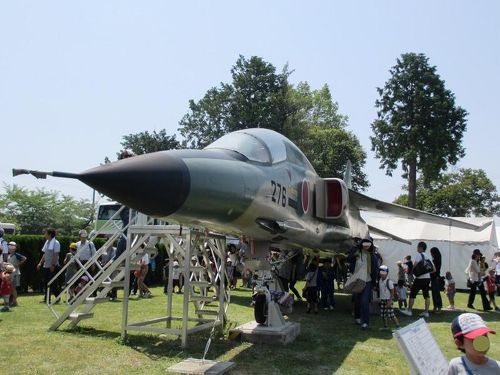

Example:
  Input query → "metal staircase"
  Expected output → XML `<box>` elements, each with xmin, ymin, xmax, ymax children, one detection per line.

<box><xmin>45</xmin><ymin>206</ymin><xmax>231</xmax><ymax>348</ymax></box>
<box><xmin>46</xmin><ymin>208</ymin><xmax>150</xmax><ymax>331</ymax></box>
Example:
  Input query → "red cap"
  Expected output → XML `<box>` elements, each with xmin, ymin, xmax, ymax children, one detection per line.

<box><xmin>452</xmin><ymin>313</ymin><xmax>496</xmax><ymax>339</ymax></box>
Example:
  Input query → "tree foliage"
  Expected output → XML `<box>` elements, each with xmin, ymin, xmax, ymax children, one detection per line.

<box><xmin>371</xmin><ymin>52</ymin><xmax>468</xmax><ymax>207</ymax></box>
<box><xmin>295</xmin><ymin>126</ymin><xmax>367</xmax><ymax>190</ymax></box>
<box><xmin>284</xmin><ymin>82</ymin><xmax>367</xmax><ymax>189</ymax></box>
<box><xmin>0</xmin><ymin>184</ymin><xmax>94</xmax><ymax>235</ymax></box>
<box><xmin>178</xmin><ymin>55</ymin><xmax>368</xmax><ymax>190</ymax></box>
<box><xmin>394</xmin><ymin>169</ymin><xmax>500</xmax><ymax>217</ymax></box>
<box><xmin>120</xmin><ymin>129</ymin><xmax>180</xmax><ymax>155</ymax></box>
<box><xmin>179</xmin><ymin>55</ymin><xmax>291</xmax><ymax>148</ymax></box>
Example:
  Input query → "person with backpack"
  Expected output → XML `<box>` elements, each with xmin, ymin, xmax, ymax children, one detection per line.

<box><xmin>400</xmin><ymin>241</ymin><xmax>435</xmax><ymax>318</ymax></box>
<box><xmin>378</xmin><ymin>265</ymin><xmax>400</xmax><ymax>331</ymax></box>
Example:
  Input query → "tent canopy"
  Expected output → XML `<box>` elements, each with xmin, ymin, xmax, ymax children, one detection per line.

<box><xmin>365</xmin><ymin>215</ymin><xmax>497</xmax><ymax>289</ymax></box>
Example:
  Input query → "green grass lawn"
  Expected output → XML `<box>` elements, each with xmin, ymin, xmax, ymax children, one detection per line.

<box><xmin>1</xmin><ymin>285</ymin><xmax>499</xmax><ymax>374</ymax></box>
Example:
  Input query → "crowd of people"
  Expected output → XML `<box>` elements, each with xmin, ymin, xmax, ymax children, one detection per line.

<box><xmin>0</xmin><ymin>226</ymin><xmax>163</xmax><ymax>309</ymax></box>
<box><xmin>1</xmin><ymin>225</ymin><xmax>500</xmax><ymax>372</ymax></box>
<box><xmin>2</xmin><ymin>225</ymin><xmax>500</xmax><ymax>320</ymax></box>
<box><xmin>0</xmin><ymin>228</ymin><xmax>27</xmax><ymax>311</ymax></box>
<box><xmin>285</xmin><ymin>237</ymin><xmax>500</xmax><ymax>337</ymax></box>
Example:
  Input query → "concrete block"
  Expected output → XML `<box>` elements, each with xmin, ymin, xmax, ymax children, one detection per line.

<box><xmin>229</xmin><ymin>320</ymin><xmax>300</xmax><ymax>345</ymax></box>
<box><xmin>167</xmin><ymin>358</ymin><xmax>235</xmax><ymax>375</ymax></box>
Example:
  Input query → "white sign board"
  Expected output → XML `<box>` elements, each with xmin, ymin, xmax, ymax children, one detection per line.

<box><xmin>393</xmin><ymin>318</ymin><xmax>449</xmax><ymax>375</ymax></box>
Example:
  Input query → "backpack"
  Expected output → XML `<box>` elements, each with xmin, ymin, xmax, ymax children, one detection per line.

<box><xmin>377</xmin><ymin>278</ymin><xmax>394</xmax><ymax>299</ymax></box>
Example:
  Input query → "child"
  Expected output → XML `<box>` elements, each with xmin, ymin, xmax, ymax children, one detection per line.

<box><xmin>304</xmin><ymin>263</ymin><xmax>319</xmax><ymax>314</ymax></box>
<box><xmin>485</xmin><ymin>269</ymin><xmax>500</xmax><ymax>312</ymax></box>
<box><xmin>448</xmin><ymin>313</ymin><xmax>500</xmax><ymax>373</ymax></box>
<box><xmin>445</xmin><ymin>271</ymin><xmax>456</xmax><ymax>310</ymax></box>
<box><xmin>172</xmin><ymin>260</ymin><xmax>182</xmax><ymax>294</ymax></box>
<box><xmin>396</xmin><ymin>261</ymin><xmax>406</xmax><ymax>285</ymax></box>
<box><xmin>137</xmin><ymin>252</ymin><xmax>151</xmax><ymax>298</ymax></box>
<box><xmin>74</xmin><ymin>275</ymin><xmax>90</xmax><ymax>296</ymax></box>
<box><xmin>378</xmin><ymin>265</ymin><xmax>400</xmax><ymax>331</ymax></box>
<box><xmin>319</xmin><ymin>259</ymin><xmax>336</xmax><ymax>311</ymax></box>
<box><xmin>404</xmin><ymin>255</ymin><xmax>414</xmax><ymax>287</ymax></box>
<box><xmin>1</xmin><ymin>263</ymin><xmax>14</xmax><ymax>311</ymax></box>
<box><xmin>7</xmin><ymin>241</ymin><xmax>27</xmax><ymax>307</ymax></box>
<box><xmin>64</xmin><ymin>243</ymin><xmax>78</xmax><ymax>299</ymax></box>
<box><xmin>396</xmin><ymin>279</ymin><xmax>407</xmax><ymax>309</ymax></box>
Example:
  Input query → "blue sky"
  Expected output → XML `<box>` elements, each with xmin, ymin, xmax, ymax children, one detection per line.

<box><xmin>1</xmin><ymin>1</ymin><xmax>499</xmax><ymax>209</ymax></box>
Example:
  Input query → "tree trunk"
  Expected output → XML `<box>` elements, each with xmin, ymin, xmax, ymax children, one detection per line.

<box><xmin>408</xmin><ymin>160</ymin><xmax>417</xmax><ymax>208</ymax></box>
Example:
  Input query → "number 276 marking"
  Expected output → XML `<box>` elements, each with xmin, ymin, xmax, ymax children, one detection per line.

<box><xmin>271</xmin><ymin>180</ymin><xmax>287</xmax><ymax>207</ymax></box>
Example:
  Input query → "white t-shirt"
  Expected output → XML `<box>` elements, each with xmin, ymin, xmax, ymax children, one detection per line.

<box><xmin>448</xmin><ymin>356</ymin><xmax>500</xmax><ymax>374</ymax></box>
<box><xmin>467</xmin><ymin>259</ymin><xmax>481</xmax><ymax>283</ymax></box>
<box><xmin>414</xmin><ymin>251</ymin><xmax>432</xmax><ymax>279</ymax></box>
<box><xmin>379</xmin><ymin>278</ymin><xmax>394</xmax><ymax>300</ymax></box>
<box><xmin>42</xmin><ymin>238</ymin><xmax>61</xmax><ymax>267</ymax></box>
<box><xmin>76</xmin><ymin>240</ymin><xmax>96</xmax><ymax>261</ymax></box>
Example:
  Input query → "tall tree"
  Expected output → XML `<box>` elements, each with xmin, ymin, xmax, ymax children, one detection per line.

<box><xmin>371</xmin><ymin>53</ymin><xmax>468</xmax><ymax>207</ymax></box>
<box><xmin>0</xmin><ymin>184</ymin><xmax>94</xmax><ymax>235</ymax></box>
<box><xmin>394</xmin><ymin>169</ymin><xmax>500</xmax><ymax>217</ymax></box>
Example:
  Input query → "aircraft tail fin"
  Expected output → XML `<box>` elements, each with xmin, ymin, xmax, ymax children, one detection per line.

<box><xmin>343</xmin><ymin>160</ymin><xmax>352</xmax><ymax>189</ymax></box>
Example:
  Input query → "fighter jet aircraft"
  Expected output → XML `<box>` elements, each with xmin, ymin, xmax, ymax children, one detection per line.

<box><xmin>13</xmin><ymin>128</ymin><xmax>483</xmax><ymax>253</ymax></box>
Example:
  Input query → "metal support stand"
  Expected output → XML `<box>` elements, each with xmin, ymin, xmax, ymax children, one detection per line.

<box><xmin>120</xmin><ymin>226</ymin><xmax>229</xmax><ymax>348</ymax></box>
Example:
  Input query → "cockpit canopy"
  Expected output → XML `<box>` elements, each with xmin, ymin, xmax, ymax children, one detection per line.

<box><xmin>205</xmin><ymin>128</ymin><xmax>316</xmax><ymax>172</ymax></box>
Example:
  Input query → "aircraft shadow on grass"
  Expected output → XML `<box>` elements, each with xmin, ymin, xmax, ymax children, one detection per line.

<box><xmin>64</xmin><ymin>291</ymin><xmax>500</xmax><ymax>374</ymax></box>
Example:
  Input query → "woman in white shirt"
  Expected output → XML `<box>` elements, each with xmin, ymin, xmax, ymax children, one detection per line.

<box><xmin>467</xmin><ymin>249</ymin><xmax>491</xmax><ymax>311</ymax></box>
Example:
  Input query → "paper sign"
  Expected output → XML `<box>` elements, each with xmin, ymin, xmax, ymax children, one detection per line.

<box><xmin>393</xmin><ymin>318</ymin><xmax>449</xmax><ymax>375</ymax></box>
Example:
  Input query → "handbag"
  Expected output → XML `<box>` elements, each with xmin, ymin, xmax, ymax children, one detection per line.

<box><xmin>466</xmin><ymin>278</ymin><xmax>473</xmax><ymax>288</ymax></box>
<box><xmin>344</xmin><ymin>262</ymin><xmax>367</xmax><ymax>294</ymax></box>
<box><xmin>412</xmin><ymin>254</ymin><xmax>434</xmax><ymax>277</ymax></box>
<box><xmin>439</xmin><ymin>276</ymin><xmax>445</xmax><ymax>291</ymax></box>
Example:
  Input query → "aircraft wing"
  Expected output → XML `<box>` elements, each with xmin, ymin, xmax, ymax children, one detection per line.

<box><xmin>349</xmin><ymin>190</ymin><xmax>490</xmax><ymax>231</ymax></box>
<box><xmin>367</xmin><ymin>225</ymin><xmax>412</xmax><ymax>245</ymax></box>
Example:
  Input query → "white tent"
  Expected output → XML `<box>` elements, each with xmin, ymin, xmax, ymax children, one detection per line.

<box><xmin>366</xmin><ymin>216</ymin><xmax>497</xmax><ymax>289</ymax></box>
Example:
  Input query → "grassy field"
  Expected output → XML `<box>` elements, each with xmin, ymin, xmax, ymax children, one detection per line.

<box><xmin>1</xmin><ymin>285</ymin><xmax>499</xmax><ymax>375</ymax></box>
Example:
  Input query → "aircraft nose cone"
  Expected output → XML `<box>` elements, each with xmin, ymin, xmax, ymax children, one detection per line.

<box><xmin>79</xmin><ymin>152</ymin><xmax>190</xmax><ymax>217</ymax></box>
